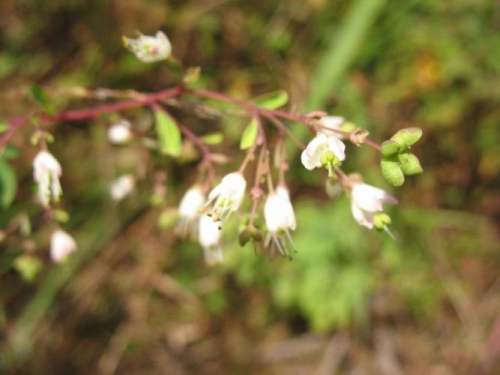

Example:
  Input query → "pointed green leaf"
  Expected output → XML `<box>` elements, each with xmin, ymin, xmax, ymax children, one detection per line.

<box><xmin>155</xmin><ymin>110</ymin><xmax>182</xmax><ymax>157</ymax></box>
<box><xmin>201</xmin><ymin>132</ymin><xmax>224</xmax><ymax>145</ymax></box>
<box><xmin>398</xmin><ymin>152</ymin><xmax>423</xmax><ymax>175</ymax></box>
<box><xmin>253</xmin><ymin>90</ymin><xmax>289</xmax><ymax>110</ymax></box>
<box><xmin>380</xmin><ymin>156</ymin><xmax>404</xmax><ymax>187</ymax></box>
<box><xmin>0</xmin><ymin>158</ymin><xmax>17</xmax><ymax>209</ymax></box>
<box><xmin>240</xmin><ymin>119</ymin><xmax>258</xmax><ymax>150</ymax></box>
<box><xmin>28</xmin><ymin>85</ymin><xmax>49</xmax><ymax>107</ymax></box>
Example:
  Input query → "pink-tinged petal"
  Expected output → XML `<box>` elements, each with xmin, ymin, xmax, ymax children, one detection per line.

<box><xmin>351</xmin><ymin>202</ymin><xmax>374</xmax><ymax>229</ymax></box>
<box><xmin>352</xmin><ymin>184</ymin><xmax>383</xmax><ymax>212</ymax></box>
<box><xmin>359</xmin><ymin>183</ymin><xmax>397</xmax><ymax>205</ymax></box>
<box><xmin>327</xmin><ymin>136</ymin><xmax>346</xmax><ymax>161</ymax></box>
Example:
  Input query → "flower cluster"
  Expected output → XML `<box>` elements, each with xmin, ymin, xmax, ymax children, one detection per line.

<box><xmin>17</xmin><ymin>30</ymin><xmax>421</xmax><ymax>269</ymax></box>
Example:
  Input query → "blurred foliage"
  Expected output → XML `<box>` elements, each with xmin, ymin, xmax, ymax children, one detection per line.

<box><xmin>1</xmin><ymin>0</ymin><xmax>500</xmax><ymax>373</ymax></box>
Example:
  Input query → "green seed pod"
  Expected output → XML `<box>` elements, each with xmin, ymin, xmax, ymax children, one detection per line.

<box><xmin>398</xmin><ymin>152</ymin><xmax>423</xmax><ymax>175</ymax></box>
<box><xmin>381</xmin><ymin>139</ymin><xmax>401</xmax><ymax>157</ymax></box>
<box><xmin>239</xmin><ymin>228</ymin><xmax>252</xmax><ymax>247</ymax></box>
<box><xmin>391</xmin><ymin>127</ymin><xmax>422</xmax><ymax>148</ymax></box>
<box><xmin>380</xmin><ymin>156</ymin><xmax>405</xmax><ymax>187</ymax></box>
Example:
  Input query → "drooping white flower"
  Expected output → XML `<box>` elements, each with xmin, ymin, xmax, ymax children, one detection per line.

<box><xmin>177</xmin><ymin>186</ymin><xmax>206</xmax><ymax>239</ymax></box>
<box><xmin>205</xmin><ymin>172</ymin><xmax>246</xmax><ymax>224</ymax></box>
<box><xmin>301</xmin><ymin>133</ymin><xmax>346</xmax><ymax>174</ymax></box>
<box><xmin>123</xmin><ymin>31</ymin><xmax>172</xmax><ymax>63</ymax></box>
<box><xmin>109</xmin><ymin>174</ymin><xmax>135</xmax><ymax>201</ymax></box>
<box><xmin>108</xmin><ymin>119</ymin><xmax>133</xmax><ymax>144</ymax></box>
<box><xmin>319</xmin><ymin>116</ymin><xmax>347</xmax><ymax>138</ymax></box>
<box><xmin>50</xmin><ymin>229</ymin><xmax>77</xmax><ymax>263</ymax></box>
<box><xmin>33</xmin><ymin>150</ymin><xmax>63</xmax><ymax>207</ymax></box>
<box><xmin>264</xmin><ymin>186</ymin><xmax>297</xmax><ymax>259</ymax></box>
<box><xmin>198</xmin><ymin>215</ymin><xmax>223</xmax><ymax>265</ymax></box>
<box><xmin>351</xmin><ymin>183</ymin><xmax>398</xmax><ymax>229</ymax></box>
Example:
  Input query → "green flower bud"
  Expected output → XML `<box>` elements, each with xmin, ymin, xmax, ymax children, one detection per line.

<box><xmin>340</xmin><ymin>122</ymin><xmax>357</xmax><ymax>133</ymax></box>
<box><xmin>374</xmin><ymin>212</ymin><xmax>391</xmax><ymax>231</ymax></box>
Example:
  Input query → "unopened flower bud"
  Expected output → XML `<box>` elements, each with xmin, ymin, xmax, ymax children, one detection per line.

<box><xmin>109</xmin><ymin>174</ymin><xmax>135</xmax><ymax>201</ymax></box>
<box><xmin>108</xmin><ymin>119</ymin><xmax>133</xmax><ymax>144</ymax></box>
<box><xmin>50</xmin><ymin>229</ymin><xmax>77</xmax><ymax>263</ymax></box>
<box><xmin>33</xmin><ymin>150</ymin><xmax>62</xmax><ymax>207</ymax></box>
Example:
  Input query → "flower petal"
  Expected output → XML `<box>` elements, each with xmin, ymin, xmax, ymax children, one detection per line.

<box><xmin>327</xmin><ymin>136</ymin><xmax>346</xmax><ymax>161</ymax></box>
<box><xmin>351</xmin><ymin>201</ymin><xmax>374</xmax><ymax>229</ymax></box>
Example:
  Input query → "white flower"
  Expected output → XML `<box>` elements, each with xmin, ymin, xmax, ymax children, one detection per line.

<box><xmin>50</xmin><ymin>229</ymin><xmax>77</xmax><ymax>263</ymax></box>
<box><xmin>108</xmin><ymin>119</ymin><xmax>132</xmax><ymax>144</ymax></box>
<box><xmin>177</xmin><ymin>186</ymin><xmax>206</xmax><ymax>238</ymax></box>
<box><xmin>351</xmin><ymin>183</ymin><xmax>398</xmax><ymax>229</ymax></box>
<box><xmin>123</xmin><ymin>31</ymin><xmax>172</xmax><ymax>63</ymax></box>
<box><xmin>198</xmin><ymin>215</ymin><xmax>223</xmax><ymax>265</ymax></box>
<box><xmin>109</xmin><ymin>174</ymin><xmax>135</xmax><ymax>201</ymax></box>
<box><xmin>264</xmin><ymin>186</ymin><xmax>297</xmax><ymax>258</ymax></box>
<box><xmin>301</xmin><ymin>133</ymin><xmax>346</xmax><ymax>174</ymax></box>
<box><xmin>319</xmin><ymin>116</ymin><xmax>347</xmax><ymax>138</ymax></box>
<box><xmin>205</xmin><ymin>172</ymin><xmax>246</xmax><ymax>224</ymax></box>
<box><xmin>33</xmin><ymin>150</ymin><xmax>63</xmax><ymax>207</ymax></box>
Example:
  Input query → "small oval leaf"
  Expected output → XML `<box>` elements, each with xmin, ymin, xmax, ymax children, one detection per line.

<box><xmin>0</xmin><ymin>158</ymin><xmax>17</xmax><ymax>209</ymax></box>
<box><xmin>240</xmin><ymin>119</ymin><xmax>258</xmax><ymax>150</ymax></box>
<box><xmin>201</xmin><ymin>132</ymin><xmax>224</xmax><ymax>145</ymax></box>
<box><xmin>253</xmin><ymin>90</ymin><xmax>289</xmax><ymax>110</ymax></box>
<box><xmin>155</xmin><ymin>110</ymin><xmax>182</xmax><ymax>157</ymax></box>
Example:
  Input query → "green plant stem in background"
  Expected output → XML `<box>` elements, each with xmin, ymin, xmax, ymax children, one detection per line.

<box><xmin>305</xmin><ymin>0</ymin><xmax>386</xmax><ymax>111</ymax></box>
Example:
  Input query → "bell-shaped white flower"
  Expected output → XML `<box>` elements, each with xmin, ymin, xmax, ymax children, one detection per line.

<box><xmin>50</xmin><ymin>229</ymin><xmax>77</xmax><ymax>263</ymax></box>
<box><xmin>264</xmin><ymin>186</ymin><xmax>297</xmax><ymax>259</ymax></box>
<box><xmin>351</xmin><ymin>183</ymin><xmax>397</xmax><ymax>230</ymax></box>
<box><xmin>109</xmin><ymin>174</ymin><xmax>135</xmax><ymax>201</ymax></box>
<box><xmin>177</xmin><ymin>186</ymin><xmax>206</xmax><ymax>239</ymax></box>
<box><xmin>198</xmin><ymin>215</ymin><xmax>223</xmax><ymax>265</ymax></box>
<box><xmin>123</xmin><ymin>31</ymin><xmax>172</xmax><ymax>63</ymax></box>
<box><xmin>108</xmin><ymin>119</ymin><xmax>133</xmax><ymax>144</ymax></box>
<box><xmin>301</xmin><ymin>133</ymin><xmax>346</xmax><ymax>175</ymax></box>
<box><xmin>319</xmin><ymin>116</ymin><xmax>347</xmax><ymax>138</ymax></box>
<box><xmin>205</xmin><ymin>172</ymin><xmax>246</xmax><ymax>224</ymax></box>
<box><xmin>33</xmin><ymin>150</ymin><xmax>63</xmax><ymax>207</ymax></box>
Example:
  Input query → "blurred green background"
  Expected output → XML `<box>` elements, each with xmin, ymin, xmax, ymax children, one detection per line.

<box><xmin>1</xmin><ymin>0</ymin><xmax>500</xmax><ymax>374</ymax></box>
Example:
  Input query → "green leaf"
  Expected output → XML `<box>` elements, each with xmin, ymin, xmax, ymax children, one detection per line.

<box><xmin>380</xmin><ymin>156</ymin><xmax>405</xmax><ymax>187</ymax></box>
<box><xmin>380</xmin><ymin>139</ymin><xmax>401</xmax><ymax>157</ymax></box>
<box><xmin>0</xmin><ymin>121</ymin><xmax>9</xmax><ymax>134</ymax></box>
<box><xmin>2</xmin><ymin>144</ymin><xmax>19</xmax><ymax>160</ymax></box>
<box><xmin>155</xmin><ymin>110</ymin><xmax>182</xmax><ymax>157</ymax></box>
<box><xmin>0</xmin><ymin>158</ymin><xmax>17</xmax><ymax>209</ymax></box>
<box><xmin>201</xmin><ymin>132</ymin><xmax>223</xmax><ymax>145</ymax></box>
<box><xmin>28</xmin><ymin>85</ymin><xmax>49</xmax><ymax>107</ymax></box>
<box><xmin>391</xmin><ymin>127</ymin><xmax>422</xmax><ymax>147</ymax></box>
<box><xmin>253</xmin><ymin>90</ymin><xmax>289</xmax><ymax>110</ymax></box>
<box><xmin>14</xmin><ymin>255</ymin><xmax>43</xmax><ymax>283</ymax></box>
<box><xmin>398</xmin><ymin>152</ymin><xmax>423</xmax><ymax>175</ymax></box>
<box><xmin>240</xmin><ymin>119</ymin><xmax>258</xmax><ymax>150</ymax></box>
